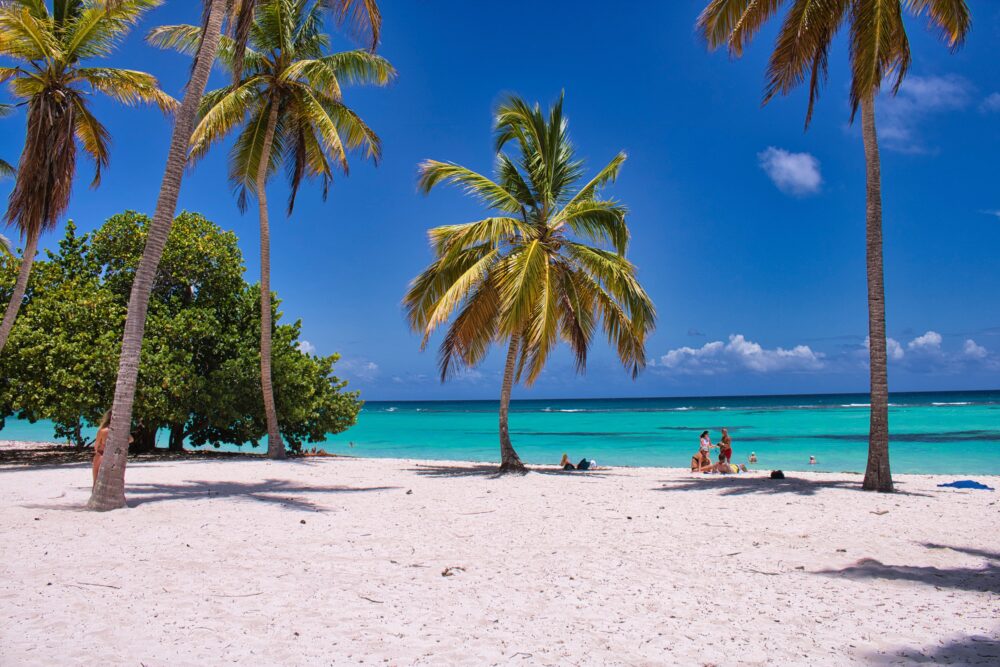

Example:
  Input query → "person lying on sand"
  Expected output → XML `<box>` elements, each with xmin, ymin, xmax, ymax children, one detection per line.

<box><xmin>693</xmin><ymin>453</ymin><xmax>749</xmax><ymax>474</ymax></box>
<box><xmin>304</xmin><ymin>447</ymin><xmax>332</xmax><ymax>457</ymax></box>
<box><xmin>560</xmin><ymin>454</ymin><xmax>596</xmax><ymax>471</ymax></box>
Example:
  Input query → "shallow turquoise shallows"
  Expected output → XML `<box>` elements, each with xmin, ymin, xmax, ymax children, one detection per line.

<box><xmin>4</xmin><ymin>391</ymin><xmax>999</xmax><ymax>474</ymax></box>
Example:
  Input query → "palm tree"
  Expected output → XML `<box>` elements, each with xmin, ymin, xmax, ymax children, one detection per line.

<box><xmin>405</xmin><ymin>95</ymin><xmax>656</xmax><ymax>473</ymax></box>
<box><xmin>0</xmin><ymin>0</ymin><xmax>174</xmax><ymax>354</ymax></box>
<box><xmin>149</xmin><ymin>0</ymin><xmax>394</xmax><ymax>459</ymax></box>
<box><xmin>697</xmin><ymin>0</ymin><xmax>971</xmax><ymax>492</ymax></box>
<box><xmin>89</xmin><ymin>0</ymin><xmax>381</xmax><ymax>510</ymax></box>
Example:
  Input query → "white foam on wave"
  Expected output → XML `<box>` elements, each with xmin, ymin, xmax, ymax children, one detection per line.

<box><xmin>931</xmin><ymin>402</ymin><xmax>971</xmax><ymax>406</ymax></box>
<box><xmin>841</xmin><ymin>403</ymin><xmax>870</xmax><ymax>408</ymax></box>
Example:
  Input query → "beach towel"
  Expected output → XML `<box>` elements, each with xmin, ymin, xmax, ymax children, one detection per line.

<box><xmin>937</xmin><ymin>480</ymin><xmax>995</xmax><ymax>491</ymax></box>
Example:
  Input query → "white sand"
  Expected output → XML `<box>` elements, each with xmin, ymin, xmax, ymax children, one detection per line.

<box><xmin>1</xmin><ymin>451</ymin><xmax>998</xmax><ymax>666</ymax></box>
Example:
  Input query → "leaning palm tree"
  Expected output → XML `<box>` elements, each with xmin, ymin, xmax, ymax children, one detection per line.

<box><xmin>0</xmin><ymin>0</ymin><xmax>174</xmax><ymax>354</ymax></box>
<box><xmin>149</xmin><ymin>0</ymin><xmax>394</xmax><ymax>459</ymax></box>
<box><xmin>405</xmin><ymin>95</ymin><xmax>656</xmax><ymax>473</ymax></box>
<box><xmin>90</xmin><ymin>0</ymin><xmax>381</xmax><ymax>510</ymax></box>
<box><xmin>697</xmin><ymin>0</ymin><xmax>971</xmax><ymax>492</ymax></box>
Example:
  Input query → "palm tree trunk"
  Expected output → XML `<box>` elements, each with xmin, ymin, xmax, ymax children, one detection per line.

<box><xmin>860</xmin><ymin>96</ymin><xmax>893</xmax><ymax>493</ymax></box>
<box><xmin>0</xmin><ymin>226</ymin><xmax>39</xmax><ymax>353</ymax></box>
<box><xmin>256</xmin><ymin>101</ymin><xmax>284</xmax><ymax>459</ymax></box>
<box><xmin>87</xmin><ymin>0</ymin><xmax>228</xmax><ymax>511</ymax></box>
<box><xmin>498</xmin><ymin>333</ymin><xmax>526</xmax><ymax>474</ymax></box>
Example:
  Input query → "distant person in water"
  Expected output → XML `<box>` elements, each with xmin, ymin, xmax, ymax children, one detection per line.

<box><xmin>719</xmin><ymin>428</ymin><xmax>733</xmax><ymax>463</ymax></box>
<box><xmin>809</xmin><ymin>455</ymin><xmax>817</xmax><ymax>465</ymax></box>
<box><xmin>748</xmin><ymin>452</ymin><xmax>758</xmax><ymax>464</ymax></box>
<box><xmin>560</xmin><ymin>454</ymin><xmax>595</xmax><ymax>471</ymax></box>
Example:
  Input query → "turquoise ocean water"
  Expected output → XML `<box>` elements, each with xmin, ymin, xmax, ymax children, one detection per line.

<box><xmin>4</xmin><ymin>391</ymin><xmax>999</xmax><ymax>474</ymax></box>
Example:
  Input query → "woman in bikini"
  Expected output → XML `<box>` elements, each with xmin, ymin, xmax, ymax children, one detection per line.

<box><xmin>92</xmin><ymin>410</ymin><xmax>112</xmax><ymax>487</ymax></box>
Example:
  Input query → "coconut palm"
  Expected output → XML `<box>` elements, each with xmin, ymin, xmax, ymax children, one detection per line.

<box><xmin>0</xmin><ymin>0</ymin><xmax>174</xmax><ymax>354</ymax></box>
<box><xmin>697</xmin><ymin>0</ymin><xmax>971</xmax><ymax>492</ymax></box>
<box><xmin>405</xmin><ymin>95</ymin><xmax>656</xmax><ymax>473</ymax></box>
<box><xmin>148</xmin><ymin>0</ymin><xmax>394</xmax><ymax>459</ymax></box>
<box><xmin>89</xmin><ymin>0</ymin><xmax>381</xmax><ymax>510</ymax></box>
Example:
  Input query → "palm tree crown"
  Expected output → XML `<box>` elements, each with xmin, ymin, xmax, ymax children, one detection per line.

<box><xmin>406</xmin><ymin>94</ymin><xmax>656</xmax><ymax>387</ymax></box>
<box><xmin>0</xmin><ymin>0</ymin><xmax>175</xmax><ymax>237</ymax></box>
<box><xmin>149</xmin><ymin>0</ymin><xmax>395</xmax><ymax>212</ymax></box>
<box><xmin>698</xmin><ymin>0</ymin><xmax>971</xmax><ymax>125</ymax></box>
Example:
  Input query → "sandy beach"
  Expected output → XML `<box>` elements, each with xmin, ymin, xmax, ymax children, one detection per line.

<box><xmin>1</xmin><ymin>446</ymin><xmax>997</xmax><ymax>666</ymax></box>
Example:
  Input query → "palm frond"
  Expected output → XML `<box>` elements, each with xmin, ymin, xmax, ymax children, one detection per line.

<box><xmin>906</xmin><ymin>0</ymin><xmax>971</xmax><ymax>49</ymax></box>
<box><xmin>555</xmin><ymin>199</ymin><xmax>629</xmax><ymax>254</ymax></box>
<box><xmin>0</xmin><ymin>4</ymin><xmax>64</xmax><ymax>60</ymax></box>
<box><xmin>763</xmin><ymin>0</ymin><xmax>850</xmax><ymax>127</ymax></box>
<box><xmin>321</xmin><ymin>49</ymin><xmax>396</xmax><ymax>86</ymax></box>
<box><xmin>417</xmin><ymin>160</ymin><xmax>522</xmax><ymax>213</ymax></box>
<box><xmin>189</xmin><ymin>77</ymin><xmax>263</xmax><ymax>164</ymax></box>
<box><xmin>62</xmin><ymin>0</ymin><xmax>160</xmax><ymax>60</ymax></box>
<box><xmin>849</xmin><ymin>0</ymin><xmax>911</xmax><ymax>114</ymax></box>
<box><xmin>71</xmin><ymin>94</ymin><xmax>110</xmax><ymax>188</ymax></box>
<box><xmin>697</xmin><ymin>0</ymin><xmax>784</xmax><ymax>56</ymax></box>
<box><xmin>429</xmin><ymin>217</ymin><xmax>532</xmax><ymax>255</ymax></box>
<box><xmin>75</xmin><ymin>67</ymin><xmax>177</xmax><ymax>112</ymax></box>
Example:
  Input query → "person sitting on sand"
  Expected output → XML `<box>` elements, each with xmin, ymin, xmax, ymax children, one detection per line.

<box><xmin>561</xmin><ymin>454</ymin><xmax>596</xmax><ymax>471</ymax></box>
<box><xmin>719</xmin><ymin>428</ymin><xmax>733</xmax><ymax>464</ymax></box>
<box><xmin>690</xmin><ymin>450</ymin><xmax>712</xmax><ymax>472</ymax></box>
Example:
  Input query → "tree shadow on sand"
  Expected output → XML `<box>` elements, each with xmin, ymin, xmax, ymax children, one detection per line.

<box><xmin>655</xmin><ymin>474</ymin><xmax>931</xmax><ymax>497</ymax></box>
<box><xmin>865</xmin><ymin>633</ymin><xmax>1000</xmax><ymax>664</ymax></box>
<box><xmin>125</xmin><ymin>478</ymin><xmax>399</xmax><ymax>511</ymax></box>
<box><xmin>408</xmin><ymin>463</ymin><xmax>614</xmax><ymax>479</ymax></box>
<box><xmin>816</xmin><ymin>542</ymin><xmax>1000</xmax><ymax>594</ymax></box>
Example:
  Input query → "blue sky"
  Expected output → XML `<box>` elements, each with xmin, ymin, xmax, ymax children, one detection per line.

<box><xmin>2</xmin><ymin>1</ymin><xmax>999</xmax><ymax>400</ymax></box>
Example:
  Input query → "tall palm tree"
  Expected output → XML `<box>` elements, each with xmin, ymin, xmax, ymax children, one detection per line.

<box><xmin>0</xmin><ymin>0</ymin><xmax>174</xmax><ymax>354</ymax></box>
<box><xmin>89</xmin><ymin>0</ymin><xmax>381</xmax><ymax>510</ymax></box>
<box><xmin>405</xmin><ymin>95</ymin><xmax>656</xmax><ymax>473</ymax></box>
<box><xmin>149</xmin><ymin>0</ymin><xmax>394</xmax><ymax>459</ymax></box>
<box><xmin>697</xmin><ymin>0</ymin><xmax>971</xmax><ymax>492</ymax></box>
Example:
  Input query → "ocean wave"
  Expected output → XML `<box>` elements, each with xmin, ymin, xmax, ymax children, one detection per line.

<box><xmin>931</xmin><ymin>402</ymin><xmax>971</xmax><ymax>406</ymax></box>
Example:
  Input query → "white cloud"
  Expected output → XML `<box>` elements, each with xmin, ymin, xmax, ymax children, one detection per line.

<box><xmin>981</xmin><ymin>92</ymin><xmax>1000</xmax><ymax>113</ymax></box>
<box><xmin>879</xmin><ymin>75</ymin><xmax>973</xmax><ymax>153</ymax></box>
<box><xmin>342</xmin><ymin>359</ymin><xmax>381</xmax><ymax>381</ymax></box>
<box><xmin>907</xmin><ymin>330</ymin><xmax>943</xmax><ymax>351</ymax></box>
<box><xmin>981</xmin><ymin>210</ymin><xmax>1000</xmax><ymax>221</ymax></box>
<box><xmin>297</xmin><ymin>339</ymin><xmax>316</xmax><ymax>355</ymax></box>
<box><xmin>863</xmin><ymin>335</ymin><xmax>905</xmax><ymax>361</ymax></box>
<box><xmin>659</xmin><ymin>334</ymin><xmax>824</xmax><ymax>375</ymax></box>
<box><xmin>963</xmin><ymin>339</ymin><xmax>987</xmax><ymax>359</ymax></box>
<box><xmin>757</xmin><ymin>147</ymin><xmax>822</xmax><ymax>196</ymax></box>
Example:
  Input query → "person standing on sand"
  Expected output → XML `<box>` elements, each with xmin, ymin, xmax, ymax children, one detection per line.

<box><xmin>719</xmin><ymin>428</ymin><xmax>733</xmax><ymax>464</ymax></box>
<box><xmin>92</xmin><ymin>411</ymin><xmax>111</xmax><ymax>487</ymax></box>
<box><xmin>92</xmin><ymin>411</ymin><xmax>132</xmax><ymax>487</ymax></box>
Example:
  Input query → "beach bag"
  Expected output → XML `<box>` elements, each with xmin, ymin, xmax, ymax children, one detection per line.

<box><xmin>770</xmin><ymin>470</ymin><xmax>785</xmax><ymax>479</ymax></box>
